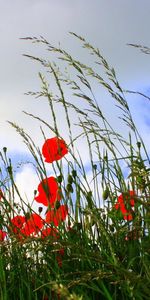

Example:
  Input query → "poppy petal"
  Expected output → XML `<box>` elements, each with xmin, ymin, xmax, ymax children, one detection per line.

<box><xmin>35</xmin><ymin>177</ymin><xmax>62</xmax><ymax>207</ymax></box>
<box><xmin>46</xmin><ymin>205</ymin><xmax>68</xmax><ymax>226</ymax></box>
<box><xmin>114</xmin><ymin>190</ymin><xmax>136</xmax><ymax>221</ymax></box>
<box><xmin>41</xmin><ymin>227</ymin><xmax>59</xmax><ymax>239</ymax></box>
<box><xmin>22</xmin><ymin>213</ymin><xmax>44</xmax><ymax>236</ymax></box>
<box><xmin>42</xmin><ymin>137</ymin><xmax>68</xmax><ymax>163</ymax></box>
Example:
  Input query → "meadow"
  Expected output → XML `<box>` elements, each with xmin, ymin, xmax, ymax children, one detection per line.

<box><xmin>0</xmin><ymin>34</ymin><xmax>150</xmax><ymax>300</ymax></box>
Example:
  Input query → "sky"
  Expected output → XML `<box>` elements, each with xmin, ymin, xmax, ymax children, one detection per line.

<box><xmin>1</xmin><ymin>0</ymin><xmax>150</xmax><ymax>207</ymax></box>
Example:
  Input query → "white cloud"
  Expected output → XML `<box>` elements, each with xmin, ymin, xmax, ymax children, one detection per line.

<box><xmin>14</xmin><ymin>165</ymin><xmax>40</xmax><ymax>213</ymax></box>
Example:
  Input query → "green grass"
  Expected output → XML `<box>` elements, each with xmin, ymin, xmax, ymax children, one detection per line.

<box><xmin>0</xmin><ymin>33</ymin><xmax>150</xmax><ymax>299</ymax></box>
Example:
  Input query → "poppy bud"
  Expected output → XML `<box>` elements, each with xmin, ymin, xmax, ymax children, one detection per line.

<box><xmin>7</xmin><ymin>165</ymin><xmax>12</xmax><ymax>175</ymax></box>
<box><xmin>57</xmin><ymin>175</ymin><xmax>63</xmax><ymax>183</ymax></box>
<box><xmin>55</xmin><ymin>201</ymin><xmax>61</xmax><ymax>210</ymax></box>
<box><xmin>67</xmin><ymin>174</ymin><xmax>73</xmax><ymax>184</ymax></box>
<box><xmin>66</xmin><ymin>184</ymin><xmax>73</xmax><ymax>193</ymax></box>
<box><xmin>38</xmin><ymin>207</ymin><xmax>43</xmax><ymax>213</ymax></box>
<box><xmin>72</xmin><ymin>169</ymin><xmax>77</xmax><ymax>179</ymax></box>
<box><xmin>93</xmin><ymin>164</ymin><xmax>97</xmax><ymax>170</ymax></box>
<box><xmin>136</xmin><ymin>141</ymin><xmax>141</xmax><ymax>149</ymax></box>
<box><xmin>34</xmin><ymin>190</ymin><xmax>37</xmax><ymax>196</ymax></box>
<box><xmin>102</xmin><ymin>187</ymin><xmax>109</xmax><ymax>200</ymax></box>
<box><xmin>3</xmin><ymin>147</ymin><xmax>7</xmax><ymax>153</ymax></box>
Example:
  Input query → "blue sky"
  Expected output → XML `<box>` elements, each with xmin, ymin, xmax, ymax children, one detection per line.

<box><xmin>1</xmin><ymin>0</ymin><xmax>150</xmax><ymax>203</ymax></box>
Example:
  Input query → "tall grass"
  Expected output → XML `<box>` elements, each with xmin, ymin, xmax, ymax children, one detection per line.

<box><xmin>0</xmin><ymin>34</ymin><xmax>150</xmax><ymax>299</ymax></box>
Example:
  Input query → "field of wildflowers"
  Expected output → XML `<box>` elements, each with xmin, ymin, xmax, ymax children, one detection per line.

<box><xmin>0</xmin><ymin>34</ymin><xmax>150</xmax><ymax>300</ymax></box>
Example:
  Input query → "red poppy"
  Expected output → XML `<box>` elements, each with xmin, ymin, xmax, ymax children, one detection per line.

<box><xmin>35</xmin><ymin>177</ymin><xmax>62</xmax><ymax>207</ymax></box>
<box><xmin>46</xmin><ymin>205</ymin><xmax>68</xmax><ymax>226</ymax></box>
<box><xmin>117</xmin><ymin>203</ymin><xmax>133</xmax><ymax>221</ymax></box>
<box><xmin>123</xmin><ymin>213</ymin><xmax>133</xmax><ymax>221</ymax></box>
<box><xmin>10</xmin><ymin>215</ymin><xmax>26</xmax><ymax>234</ymax></box>
<box><xmin>22</xmin><ymin>213</ymin><xmax>44</xmax><ymax>236</ymax></box>
<box><xmin>117</xmin><ymin>190</ymin><xmax>135</xmax><ymax>207</ymax></box>
<box><xmin>42</xmin><ymin>137</ymin><xmax>68</xmax><ymax>163</ymax></box>
<box><xmin>114</xmin><ymin>202</ymin><xmax>120</xmax><ymax>210</ymax></box>
<box><xmin>41</xmin><ymin>227</ymin><xmax>59</xmax><ymax>239</ymax></box>
<box><xmin>114</xmin><ymin>190</ymin><xmax>135</xmax><ymax>221</ymax></box>
<box><xmin>0</xmin><ymin>230</ymin><xmax>7</xmax><ymax>241</ymax></box>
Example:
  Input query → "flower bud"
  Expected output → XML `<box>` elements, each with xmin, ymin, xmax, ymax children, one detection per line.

<box><xmin>102</xmin><ymin>187</ymin><xmax>109</xmax><ymax>200</ymax></box>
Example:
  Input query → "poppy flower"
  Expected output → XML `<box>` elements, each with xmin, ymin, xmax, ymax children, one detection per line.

<box><xmin>118</xmin><ymin>203</ymin><xmax>133</xmax><ymax>221</ymax></box>
<box><xmin>10</xmin><ymin>215</ymin><xmax>26</xmax><ymax>234</ymax></box>
<box><xmin>41</xmin><ymin>227</ymin><xmax>59</xmax><ymax>239</ymax></box>
<box><xmin>35</xmin><ymin>177</ymin><xmax>62</xmax><ymax>207</ymax></box>
<box><xmin>46</xmin><ymin>205</ymin><xmax>68</xmax><ymax>226</ymax></box>
<box><xmin>114</xmin><ymin>202</ymin><xmax>126</xmax><ymax>213</ymax></box>
<box><xmin>114</xmin><ymin>190</ymin><xmax>135</xmax><ymax>221</ymax></box>
<box><xmin>117</xmin><ymin>190</ymin><xmax>135</xmax><ymax>207</ymax></box>
<box><xmin>42</xmin><ymin>137</ymin><xmax>68</xmax><ymax>163</ymax></box>
<box><xmin>22</xmin><ymin>213</ymin><xmax>44</xmax><ymax>236</ymax></box>
<box><xmin>0</xmin><ymin>230</ymin><xmax>7</xmax><ymax>241</ymax></box>
<box><xmin>123</xmin><ymin>213</ymin><xmax>133</xmax><ymax>221</ymax></box>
